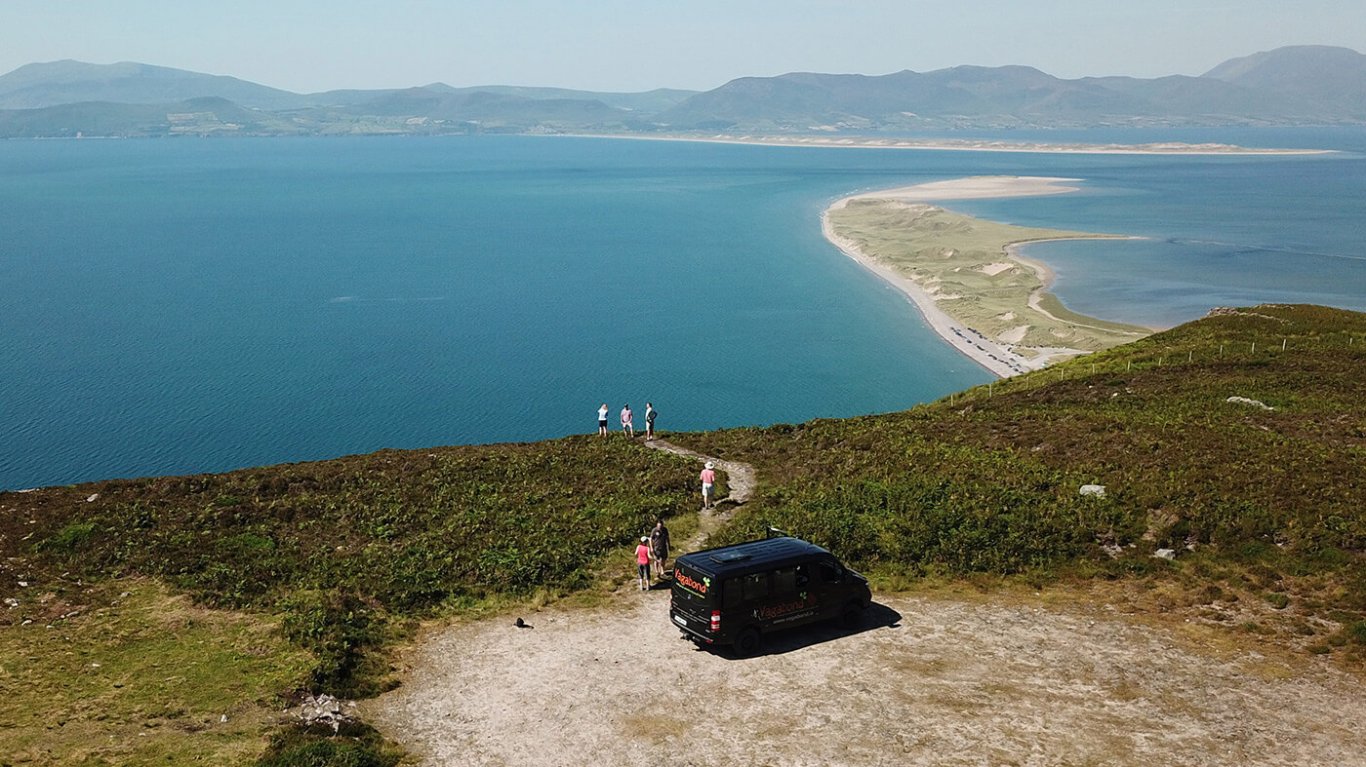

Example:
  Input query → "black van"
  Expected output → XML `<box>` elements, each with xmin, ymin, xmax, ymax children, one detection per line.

<box><xmin>669</xmin><ymin>536</ymin><xmax>871</xmax><ymax>656</ymax></box>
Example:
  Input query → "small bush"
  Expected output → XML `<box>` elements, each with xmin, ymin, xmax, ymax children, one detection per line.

<box><xmin>255</xmin><ymin>722</ymin><xmax>400</xmax><ymax>767</ymax></box>
<box><xmin>35</xmin><ymin>521</ymin><xmax>96</xmax><ymax>554</ymax></box>
<box><xmin>280</xmin><ymin>590</ymin><xmax>386</xmax><ymax>696</ymax></box>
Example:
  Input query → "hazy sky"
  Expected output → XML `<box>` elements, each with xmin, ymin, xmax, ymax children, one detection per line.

<box><xmin>6</xmin><ymin>0</ymin><xmax>1365</xmax><ymax>92</ymax></box>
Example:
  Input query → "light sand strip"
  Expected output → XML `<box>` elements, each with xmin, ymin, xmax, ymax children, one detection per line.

<box><xmin>822</xmin><ymin>176</ymin><xmax>1108</xmax><ymax>378</ymax></box>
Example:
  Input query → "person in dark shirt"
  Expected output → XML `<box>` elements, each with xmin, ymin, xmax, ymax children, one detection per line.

<box><xmin>650</xmin><ymin>517</ymin><xmax>671</xmax><ymax>577</ymax></box>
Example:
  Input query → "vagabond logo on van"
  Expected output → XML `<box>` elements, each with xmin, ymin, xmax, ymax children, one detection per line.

<box><xmin>757</xmin><ymin>593</ymin><xmax>816</xmax><ymax>621</ymax></box>
<box><xmin>675</xmin><ymin>571</ymin><xmax>710</xmax><ymax>597</ymax></box>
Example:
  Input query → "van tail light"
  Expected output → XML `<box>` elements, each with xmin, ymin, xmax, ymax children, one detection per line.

<box><xmin>710</xmin><ymin>610</ymin><xmax>721</xmax><ymax>633</ymax></box>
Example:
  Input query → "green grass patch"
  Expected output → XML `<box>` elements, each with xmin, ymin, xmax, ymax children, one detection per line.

<box><xmin>0</xmin><ymin>580</ymin><xmax>312</xmax><ymax>766</ymax></box>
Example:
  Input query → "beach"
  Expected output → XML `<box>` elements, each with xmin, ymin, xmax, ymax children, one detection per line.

<box><xmin>823</xmin><ymin>176</ymin><xmax>1150</xmax><ymax>378</ymax></box>
<box><xmin>579</xmin><ymin>133</ymin><xmax>1332</xmax><ymax>156</ymax></box>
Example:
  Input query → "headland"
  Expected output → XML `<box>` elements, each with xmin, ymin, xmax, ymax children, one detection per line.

<box><xmin>822</xmin><ymin>176</ymin><xmax>1152</xmax><ymax>377</ymax></box>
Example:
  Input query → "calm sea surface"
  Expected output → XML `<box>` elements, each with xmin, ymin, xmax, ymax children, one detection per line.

<box><xmin>2</xmin><ymin>131</ymin><xmax>1364</xmax><ymax>489</ymax></box>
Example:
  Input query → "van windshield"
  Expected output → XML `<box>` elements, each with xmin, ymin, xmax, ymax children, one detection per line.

<box><xmin>671</xmin><ymin>563</ymin><xmax>716</xmax><ymax>608</ymax></box>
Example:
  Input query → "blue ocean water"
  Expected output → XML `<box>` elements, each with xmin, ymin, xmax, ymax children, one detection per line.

<box><xmin>2</xmin><ymin>132</ymin><xmax>1364</xmax><ymax>489</ymax></box>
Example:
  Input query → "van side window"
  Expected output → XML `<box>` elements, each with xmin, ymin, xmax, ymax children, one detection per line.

<box><xmin>741</xmin><ymin>572</ymin><xmax>769</xmax><ymax>601</ymax></box>
<box><xmin>723</xmin><ymin>579</ymin><xmax>741</xmax><ymax>609</ymax></box>
<box><xmin>795</xmin><ymin>564</ymin><xmax>810</xmax><ymax>589</ymax></box>
<box><xmin>819</xmin><ymin>560</ymin><xmax>844</xmax><ymax>583</ymax></box>
<box><xmin>772</xmin><ymin>567</ymin><xmax>797</xmax><ymax>596</ymax></box>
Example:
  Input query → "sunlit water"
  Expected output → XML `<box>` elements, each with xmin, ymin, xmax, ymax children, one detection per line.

<box><xmin>2</xmin><ymin>131</ymin><xmax>1363</xmax><ymax>488</ymax></box>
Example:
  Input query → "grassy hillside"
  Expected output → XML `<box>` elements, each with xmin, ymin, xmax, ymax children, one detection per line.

<box><xmin>678</xmin><ymin>304</ymin><xmax>1365</xmax><ymax>656</ymax></box>
<box><xmin>0</xmin><ymin>437</ymin><xmax>697</xmax><ymax>765</ymax></box>
<box><xmin>2</xmin><ymin>304</ymin><xmax>1363</xmax><ymax>764</ymax></box>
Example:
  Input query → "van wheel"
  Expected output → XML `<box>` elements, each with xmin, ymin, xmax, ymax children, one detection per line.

<box><xmin>733</xmin><ymin>628</ymin><xmax>761</xmax><ymax>657</ymax></box>
<box><xmin>840</xmin><ymin>602</ymin><xmax>865</xmax><ymax>630</ymax></box>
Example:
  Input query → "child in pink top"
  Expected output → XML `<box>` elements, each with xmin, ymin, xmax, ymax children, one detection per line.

<box><xmin>635</xmin><ymin>536</ymin><xmax>652</xmax><ymax>590</ymax></box>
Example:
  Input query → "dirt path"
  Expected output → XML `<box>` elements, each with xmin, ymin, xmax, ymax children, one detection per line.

<box><xmin>641</xmin><ymin>438</ymin><xmax>756</xmax><ymax>547</ymax></box>
<box><xmin>361</xmin><ymin>593</ymin><xmax>1366</xmax><ymax>767</ymax></box>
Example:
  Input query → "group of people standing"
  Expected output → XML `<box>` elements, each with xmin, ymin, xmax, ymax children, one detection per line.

<box><xmin>598</xmin><ymin>401</ymin><xmax>656</xmax><ymax>440</ymax></box>
<box><xmin>634</xmin><ymin>517</ymin><xmax>671</xmax><ymax>590</ymax></box>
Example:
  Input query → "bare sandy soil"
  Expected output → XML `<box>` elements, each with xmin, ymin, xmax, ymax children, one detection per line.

<box><xmin>362</xmin><ymin>590</ymin><xmax>1366</xmax><ymax>767</ymax></box>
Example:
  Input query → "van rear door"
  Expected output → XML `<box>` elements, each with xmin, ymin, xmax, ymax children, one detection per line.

<box><xmin>670</xmin><ymin>562</ymin><xmax>717</xmax><ymax>639</ymax></box>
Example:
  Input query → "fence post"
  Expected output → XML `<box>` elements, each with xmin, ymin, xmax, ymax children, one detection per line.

<box><xmin>1282</xmin><ymin>338</ymin><xmax>1287</xmax><ymax>351</ymax></box>
<box><xmin>1251</xmin><ymin>341</ymin><xmax>1257</xmax><ymax>354</ymax></box>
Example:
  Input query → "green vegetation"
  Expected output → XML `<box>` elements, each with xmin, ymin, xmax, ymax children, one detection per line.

<box><xmin>827</xmin><ymin>199</ymin><xmax>1150</xmax><ymax>351</ymax></box>
<box><xmin>682</xmin><ymin>304</ymin><xmax>1365</xmax><ymax>653</ymax></box>
<box><xmin>2</xmin><ymin>304</ymin><xmax>1363</xmax><ymax>763</ymax></box>
<box><xmin>256</xmin><ymin>722</ymin><xmax>402</xmax><ymax>767</ymax></box>
<box><xmin>0</xmin><ymin>580</ymin><xmax>312</xmax><ymax>766</ymax></box>
<box><xmin>1</xmin><ymin>436</ymin><xmax>696</xmax><ymax>764</ymax></box>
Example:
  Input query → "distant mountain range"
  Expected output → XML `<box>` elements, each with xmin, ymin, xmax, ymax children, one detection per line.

<box><xmin>2</xmin><ymin>45</ymin><xmax>1364</xmax><ymax>138</ymax></box>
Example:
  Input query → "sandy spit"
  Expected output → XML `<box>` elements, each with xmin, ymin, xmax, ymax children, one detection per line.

<box><xmin>556</xmin><ymin>133</ymin><xmax>1333</xmax><ymax>157</ymax></box>
<box><xmin>822</xmin><ymin>176</ymin><xmax>1099</xmax><ymax>377</ymax></box>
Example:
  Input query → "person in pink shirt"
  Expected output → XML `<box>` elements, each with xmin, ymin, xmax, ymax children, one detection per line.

<box><xmin>620</xmin><ymin>404</ymin><xmax>634</xmax><ymax>438</ymax></box>
<box><xmin>700</xmin><ymin>461</ymin><xmax>717</xmax><ymax>509</ymax></box>
<box><xmin>634</xmin><ymin>535</ymin><xmax>653</xmax><ymax>590</ymax></box>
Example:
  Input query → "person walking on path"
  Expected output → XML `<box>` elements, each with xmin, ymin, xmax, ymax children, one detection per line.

<box><xmin>621</xmin><ymin>404</ymin><xmax>634</xmax><ymax>438</ymax></box>
<box><xmin>650</xmin><ymin>517</ymin><xmax>671</xmax><ymax>577</ymax></box>
<box><xmin>644</xmin><ymin>402</ymin><xmax>657</xmax><ymax>440</ymax></box>
<box><xmin>634</xmin><ymin>536</ymin><xmax>653</xmax><ymax>590</ymax></box>
<box><xmin>597</xmin><ymin>403</ymin><xmax>609</xmax><ymax>437</ymax></box>
<box><xmin>700</xmin><ymin>461</ymin><xmax>717</xmax><ymax>510</ymax></box>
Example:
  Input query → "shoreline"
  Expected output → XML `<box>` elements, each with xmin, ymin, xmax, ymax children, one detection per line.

<box><xmin>564</xmin><ymin>132</ymin><xmax>1332</xmax><ymax>156</ymax></box>
<box><xmin>822</xmin><ymin>176</ymin><xmax>1145</xmax><ymax>378</ymax></box>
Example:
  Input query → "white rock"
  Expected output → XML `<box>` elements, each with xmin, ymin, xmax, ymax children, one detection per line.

<box><xmin>86</xmin><ymin>493</ymin><xmax>99</xmax><ymax>502</ymax></box>
<box><xmin>1226</xmin><ymin>396</ymin><xmax>1274</xmax><ymax>411</ymax></box>
<box><xmin>1154</xmin><ymin>548</ymin><xmax>1176</xmax><ymax>560</ymax></box>
<box><xmin>1079</xmin><ymin>484</ymin><xmax>1107</xmax><ymax>497</ymax></box>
